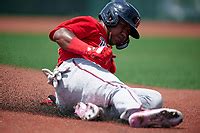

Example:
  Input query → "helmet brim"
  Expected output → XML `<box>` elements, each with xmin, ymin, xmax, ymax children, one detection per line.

<box><xmin>130</xmin><ymin>26</ymin><xmax>140</xmax><ymax>39</ymax></box>
<box><xmin>120</xmin><ymin>16</ymin><xmax>140</xmax><ymax>39</ymax></box>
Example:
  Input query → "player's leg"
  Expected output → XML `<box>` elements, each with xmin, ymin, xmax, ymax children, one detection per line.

<box><xmin>43</xmin><ymin>59</ymin><xmax>162</xmax><ymax>120</ymax></box>
<box><xmin>48</xmin><ymin>58</ymin><xmax>126</xmax><ymax>114</ymax></box>
<box><xmin>108</xmin><ymin>87</ymin><xmax>143</xmax><ymax>120</ymax></box>
<box><xmin>107</xmin><ymin>87</ymin><xmax>163</xmax><ymax>120</ymax></box>
<box><xmin>109</xmin><ymin>87</ymin><xmax>183</xmax><ymax>128</ymax></box>
<box><xmin>130</xmin><ymin>88</ymin><xmax>163</xmax><ymax>109</ymax></box>
<box><xmin>126</xmin><ymin>88</ymin><xmax>183</xmax><ymax>128</ymax></box>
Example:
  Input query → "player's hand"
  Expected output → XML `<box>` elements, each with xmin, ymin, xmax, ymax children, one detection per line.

<box><xmin>86</xmin><ymin>46</ymin><xmax>113</xmax><ymax>61</ymax></box>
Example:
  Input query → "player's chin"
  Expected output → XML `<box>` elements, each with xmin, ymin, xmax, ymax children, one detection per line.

<box><xmin>112</xmin><ymin>39</ymin><xmax>124</xmax><ymax>46</ymax></box>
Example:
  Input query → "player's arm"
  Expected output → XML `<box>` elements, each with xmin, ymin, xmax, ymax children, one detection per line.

<box><xmin>53</xmin><ymin>27</ymin><xmax>98</xmax><ymax>55</ymax></box>
<box><xmin>53</xmin><ymin>28</ymin><xmax>112</xmax><ymax>60</ymax></box>
<box><xmin>52</xmin><ymin>28</ymin><xmax>75</xmax><ymax>51</ymax></box>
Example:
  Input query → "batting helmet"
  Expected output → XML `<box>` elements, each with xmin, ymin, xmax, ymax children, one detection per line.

<box><xmin>99</xmin><ymin>1</ymin><xmax>141</xmax><ymax>39</ymax></box>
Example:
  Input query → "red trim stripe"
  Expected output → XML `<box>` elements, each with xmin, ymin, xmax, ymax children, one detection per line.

<box><xmin>72</xmin><ymin>59</ymin><xmax>119</xmax><ymax>88</ymax></box>
<box><xmin>72</xmin><ymin>59</ymin><xmax>141</xmax><ymax>105</ymax></box>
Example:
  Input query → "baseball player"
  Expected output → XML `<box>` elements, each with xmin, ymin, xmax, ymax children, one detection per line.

<box><xmin>42</xmin><ymin>1</ymin><xmax>183</xmax><ymax>128</ymax></box>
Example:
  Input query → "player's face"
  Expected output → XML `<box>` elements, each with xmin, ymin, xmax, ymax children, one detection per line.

<box><xmin>109</xmin><ymin>19</ymin><xmax>131</xmax><ymax>45</ymax></box>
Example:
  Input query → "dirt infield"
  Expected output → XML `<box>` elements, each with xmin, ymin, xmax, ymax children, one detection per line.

<box><xmin>0</xmin><ymin>16</ymin><xmax>200</xmax><ymax>37</ymax></box>
<box><xmin>1</xmin><ymin>65</ymin><xmax>200</xmax><ymax>133</ymax></box>
<box><xmin>1</xmin><ymin>16</ymin><xmax>200</xmax><ymax>132</ymax></box>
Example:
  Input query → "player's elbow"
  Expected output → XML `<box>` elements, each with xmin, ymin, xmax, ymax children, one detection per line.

<box><xmin>53</xmin><ymin>28</ymin><xmax>75</xmax><ymax>43</ymax></box>
<box><xmin>52</xmin><ymin>28</ymin><xmax>77</xmax><ymax>49</ymax></box>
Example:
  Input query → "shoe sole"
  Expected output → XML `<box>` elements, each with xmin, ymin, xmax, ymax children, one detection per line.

<box><xmin>48</xmin><ymin>95</ymin><xmax>56</xmax><ymax>104</ymax></box>
<box><xmin>129</xmin><ymin>108</ymin><xmax>183</xmax><ymax>128</ymax></box>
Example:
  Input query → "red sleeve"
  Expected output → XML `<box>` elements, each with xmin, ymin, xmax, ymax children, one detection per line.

<box><xmin>49</xmin><ymin>16</ymin><xmax>98</xmax><ymax>41</ymax></box>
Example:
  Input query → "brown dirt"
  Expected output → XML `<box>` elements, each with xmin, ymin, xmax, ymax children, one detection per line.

<box><xmin>1</xmin><ymin>16</ymin><xmax>200</xmax><ymax>133</ymax></box>
<box><xmin>1</xmin><ymin>65</ymin><xmax>200</xmax><ymax>133</ymax></box>
<box><xmin>0</xmin><ymin>16</ymin><xmax>200</xmax><ymax>37</ymax></box>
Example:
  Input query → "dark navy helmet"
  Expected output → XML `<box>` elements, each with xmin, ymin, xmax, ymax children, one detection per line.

<box><xmin>99</xmin><ymin>1</ymin><xmax>141</xmax><ymax>39</ymax></box>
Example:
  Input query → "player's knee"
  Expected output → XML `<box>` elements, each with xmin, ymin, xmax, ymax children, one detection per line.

<box><xmin>153</xmin><ymin>90</ymin><xmax>163</xmax><ymax>108</ymax></box>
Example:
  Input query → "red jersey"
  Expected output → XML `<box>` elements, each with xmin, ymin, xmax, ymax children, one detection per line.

<box><xmin>49</xmin><ymin>16</ymin><xmax>116</xmax><ymax>73</ymax></box>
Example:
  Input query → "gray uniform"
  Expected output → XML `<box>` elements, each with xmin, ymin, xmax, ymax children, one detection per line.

<box><xmin>51</xmin><ymin>58</ymin><xmax>163</xmax><ymax>120</ymax></box>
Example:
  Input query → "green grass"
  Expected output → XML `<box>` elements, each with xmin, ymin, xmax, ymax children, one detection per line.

<box><xmin>114</xmin><ymin>37</ymin><xmax>200</xmax><ymax>89</ymax></box>
<box><xmin>0</xmin><ymin>33</ymin><xmax>58</xmax><ymax>70</ymax></box>
<box><xmin>1</xmin><ymin>33</ymin><xmax>200</xmax><ymax>89</ymax></box>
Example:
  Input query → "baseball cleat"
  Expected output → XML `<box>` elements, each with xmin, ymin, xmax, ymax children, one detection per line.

<box><xmin>129</xmin><ymin>108</ymin><xmax>183</xmax><ymax>128</ymax></box>
<box><xmin>74</xmin><ymin>102</ymin><xmax>104</xmax><ymax>120</ymax></box>
<box><xmin>40</xmin><ymin>95</ymin><xmax>56</xmax><ymax>106</ymax></box>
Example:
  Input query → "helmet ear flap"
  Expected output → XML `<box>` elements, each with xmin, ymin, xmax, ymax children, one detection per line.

<box><xmin>116</xmin><ymin>39</ymin><xmax>130</xmax><ymax>50</ymax></box>
<box><xmin>116</xmin><ymin>43</ymin><xmax>128</xmax><ymax>50</ymax></box>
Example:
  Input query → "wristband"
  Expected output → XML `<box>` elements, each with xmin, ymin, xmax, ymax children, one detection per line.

<box><xmin>67</xmin><ymin>37</ymin><xmax>91</xmax><ymax>55</ymax></box>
